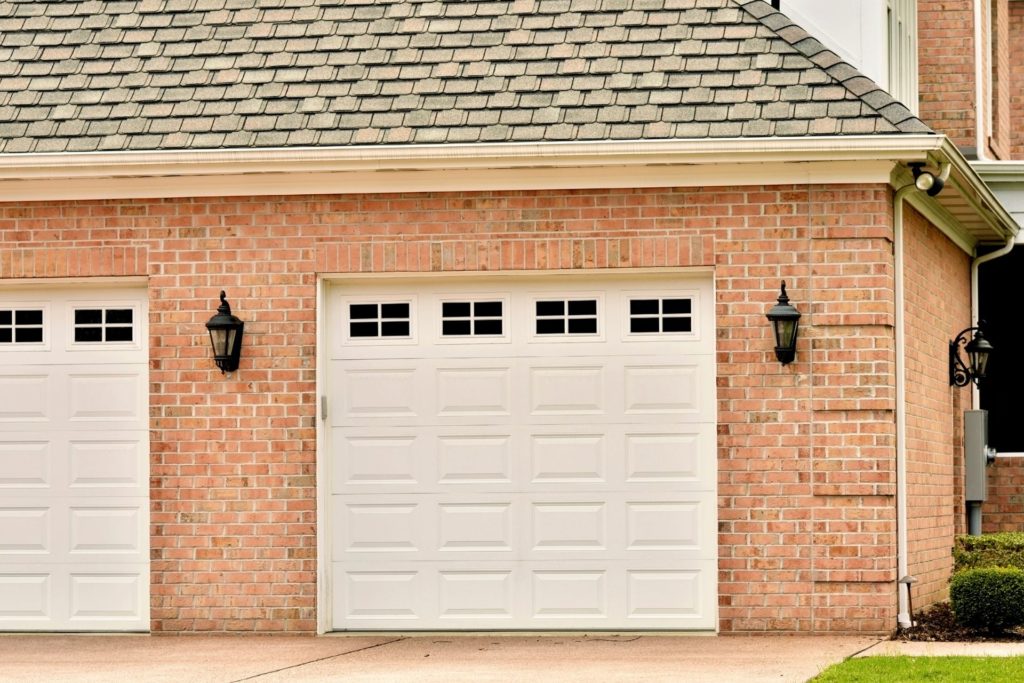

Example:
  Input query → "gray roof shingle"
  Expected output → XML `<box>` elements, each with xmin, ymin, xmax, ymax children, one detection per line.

<box><xmin>0</xmin><ymin>0</ymin><xmax>933</xmax><ymax>154</ymax></box>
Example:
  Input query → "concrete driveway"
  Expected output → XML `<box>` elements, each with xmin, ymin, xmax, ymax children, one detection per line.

<box><xmin>0</xmin><ymin>633</ymin><xmax>881</xmax><ymax>683</ymax></box>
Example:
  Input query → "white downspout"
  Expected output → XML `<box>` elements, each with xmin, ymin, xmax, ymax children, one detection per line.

<box><xmin>893</xmin><ymin>183</ymin><xmax>914</xmax><ymax>629</ymax></box>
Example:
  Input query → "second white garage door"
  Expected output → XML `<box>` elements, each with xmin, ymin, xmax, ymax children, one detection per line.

<box><xmin>326</xmin><ymin>273</ymin><xmax>717</xmax><ymax>630</ymax></box>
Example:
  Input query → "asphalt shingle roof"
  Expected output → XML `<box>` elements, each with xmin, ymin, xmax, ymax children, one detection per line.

<box><xmin>0</xmin><ymin>0</ymin><xmax>933</xmax><ymax>154</ymax></box>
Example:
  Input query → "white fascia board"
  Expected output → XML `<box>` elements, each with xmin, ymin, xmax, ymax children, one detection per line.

<box><xmin>0</xmin><ymin>135</ymin><xmax>941</xmax><ymax>202</ymax></box>
<box><xmin>935</xmin><ymin>139</ymin><xmax>1020</xmax><ymax>243</ymax></box>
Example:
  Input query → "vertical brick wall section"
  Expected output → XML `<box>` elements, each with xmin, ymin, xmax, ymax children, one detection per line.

<box><xmin>984</xmin><ymin>458</ymin><xmax>1024</xmax><ymax>530</ymax></box>
<box><xmin>918</xmin><ymin>0</ymin><xmax>978</xmax><ymax>150</ymax></box>
<box><xmin>1010</xmin><ymin>1</ymin><xmax>1024</xmax><ymax>159</ymax></box>
<box><xmin>902</xmin><ymin>205</ymin><xmax>971</xmax><ymax>608</ymax></box>
<box><xmin>990</xmin><ymin>0</ymin><xmax>1012</xmax><ymax>158</ymax></box>
<box><xmin>0</xmin><ymin>183</ymin><xmax>960</xmax><ymax>634</ymax></box>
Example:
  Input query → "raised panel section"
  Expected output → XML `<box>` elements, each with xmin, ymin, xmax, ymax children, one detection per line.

<box><xmin>532</xmin><ymin>503</ymin><xmax>606</xmax><ymax>550</ymax></box>
<box><xmin>70</xmin><ymin>574</ymin><xmax>141</xmax><ymax>618</ymax></box>
<box><xmin>627</xmin><ymin>570</ymin><xmax>702</xmax><ymax>618</ymax></box>
<box><xmin>626</xmin><ymin>433</ymin><xmax>701</xmax><ymax>482</ymax></box>
<box><xmin>68</xmin><ymin>374</ymin><xmax>142</xmax><ymax>422</ymax></box>
<box><xmin>68</xmin><ymin>441</ymin><xmax>142</xmax><ymax>488</ymax></box>
<box><xmin>0</xmin><ymin>574</ymin><xmax>49</xmax><ymax>619</ymax></box>
<box><xmin>341</xmin><ymin>436</ymin><xmax>418</xmax><ymax>485</ymax></box>
<box><xmin>342</xmin><ymin>369</ymin><xmax>417</xmax><ymax>418</ymax></box>
<box><xmin>438</xmin><ymin>435</ymin><xmax>511</xmax><ymax>484</ymax></box>
<box><xmin>532</xmin><ymin>571</ymin><xmax>606</xmax><ymax>617</ymax></box>
<box><xmin>436</xmin><ymin>368</ymin><xmax>511</xmax><ymax>416</ymax></box>
<box><xmin>623</xmin><ymin>365</ymin><xmax>699</xmax><ymax>414</ymax></box>
<box><xmin>344</xmin><ymin>572</ymin><xmax>419</xmax><ymax>619</ymax></box>
<box><xmin>439</xmin><ymin>571</ymin><xmax>513</xmax><ymax>618</ymax></box>
<box><xmin>531</xmin><ymin>435</ymin><xmax>604</xmax><ymax>482</ymax></box>
<box><xmin>344</xmin><ymin>504</ymin><xmax>418</xmax><ymax>552</ymax></box>
<box><xmin>626</xmin><ymin>502</ymin><xmax>700</xmax><ymax>550</ymax></box>
<box><xmin>439</xmin><ymin>503</ymin><xmax>511</xmax><ymax>552</ymax></box>
<box><xmin>0</xmin><ymin>508</ymin><xmax>49</xmax><ymax>553</ymax></box>
<box><xmin>0</xmin><ymin>375</ymin><xmax>48</xmax><ymax>421</ymax></box>
<box><xmin>69</xmin><ymin>507</ymin><xmax>141</xmax><ymax>553</ymax></box>
<box><xmin>0</xmin><ymin>441</ymin><xmax>49</xmax><ymax>487</ymax></box>
<box><xmin>529</xmin><ymin>367</ymin><xmax>604</xmax><ymax>415</ymax></box>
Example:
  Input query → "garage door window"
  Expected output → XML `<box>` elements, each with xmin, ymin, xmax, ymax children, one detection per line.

<box><xmin>535</xmin><ymin>299</ymin><xmax>599</xmax><ymax>335</ymax></box>
<box><xmin>0</xmin><ymin>308</ymin><xmax>44</xmax><ymax>344</ymax></box>
<box><xmin>441</xmin><ymin>300</ymin><xmax>504</xmax><ymax>337</ymax></box>
<box><xmin>73</xmin><ymin>308</ymin><xmax>134</xmax><ymax>343</ymax></box>
<box><xmin>628</xmin><ymin>298</ymin><xmax>693</xmax><ymax>334</ymax></box>
<box><xmin>349</xmin><ymin>302</ymin><xmax>411</xmax><ymax>339</ymax></box>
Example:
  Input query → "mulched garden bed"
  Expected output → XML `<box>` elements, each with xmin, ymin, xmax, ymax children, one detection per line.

<box><xmin>898</xmin><ymin>601</ymin><xmax>1024</xmax><ymax>642</ymax></box>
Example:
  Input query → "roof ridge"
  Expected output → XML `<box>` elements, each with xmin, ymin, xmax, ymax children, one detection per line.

<box><xmin>732</xmin><ymin>0</ymin><xmax>933</xmax><ymax>135</ymax></box>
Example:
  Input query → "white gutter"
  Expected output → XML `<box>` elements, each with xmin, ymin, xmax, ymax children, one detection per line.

<box><xmin>893</xmin><ymin>182</ymin><xmax>915</xmax><ymax>629</ymax></box>
<box><xmin>0</xmin><ymin>134</ymin><xmax>947</xmax><ymax>180</ymax></box>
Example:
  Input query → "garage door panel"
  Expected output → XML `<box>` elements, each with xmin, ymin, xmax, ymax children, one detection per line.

<box><xmin>0</xmin><ymin>371</ymin><xmax>51</xmax><ymax>425</ymax></box>
<box><xmin>0</xmin><ymin>287</ymin><xmax>149</xmax><ymax>631</ymax></box>
<box><xmin>328</xmin><ymin>275</ymin><xmax>716</xmax><ymax>631</ymax></box>
<box><xmin>0</xmin><ymin>439</ymin><xmax>51</xmax><ymax>488</ymax></box>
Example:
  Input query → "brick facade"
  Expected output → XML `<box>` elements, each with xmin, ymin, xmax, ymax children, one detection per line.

<box><xmin>1010</xmin><ymin>0</ymin><xmax>1024</xmax><ymax>159</ymax></box>
<box><xmin>0</xmin><ymin>182</ymin><xmax>975</xmax><ymax>633</ymax></box>
<box><xmin>984</xmin><ymin>458</ymin><xmax>1024</xmax><ymax>531</ymax></box>
<box><xmin>918</xmin><ymin>0</ymin><xmax>979</xmax><ymax>151</ymax></box>
<box><xmin>902</xmin><ymin>205</ymin><xmax>972</xmax><ymax>608</ymax></box>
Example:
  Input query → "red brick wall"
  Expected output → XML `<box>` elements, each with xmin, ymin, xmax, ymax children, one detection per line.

<box><xmin>902</xmin><ymin>205</ymin><xmax>972</xmax><ymax>608</ymax></box>
<box><xmin>0</xmin><ymin>184</ymin><xmax>918</xmax><ymax>633</ymax></box>
<box><xmin>984</xmin><ymin>458</ymin><xmax>1024</xmax><ymax>530</ymax></box>
<box><xmin>918</xmin><ymin>0</ymin><xmax>978</xmax><ymax>150</ymax></box>
<box><xmin>1010</xmin><ymin>2</ymin><xmax>1024</xmax><ymax>158</ymax></box>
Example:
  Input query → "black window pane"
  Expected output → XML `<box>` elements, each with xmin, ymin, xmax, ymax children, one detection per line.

<box><xmin>381</xmin><ymin>320</ymin><xmax>410</xmax><ymax>337</ymax></box>
<box><xmin>380</xmin><ymin>303</ymin><xmax>409</xmax><ymax>320</ymax></box>
<box><xmin>568</xmin><ymin>318</ymin><xmax>597</xmax><ymax>334</ymax></box>
<box><xmin>350</xmin><ymin>321</ymin><xmax>378</xmax><ymax>337</ymax></box>
<box><xmin>663</xmin><ymin>299</ymin><xmax>691</xmax><ymax>314</ymax></box>
<box><xmin>474</xmin><ymin>319</ymin><xmax>503</xmax><ymax>336</ymax></box>
<box><xmin>630</xmin><ymin>317</ymin><xmax>660</xmax><ymax>334</ymax></box>
<box><xmin>630</xmin><ymin>299</ymin><xmax>659</xmax><ymax>315</ymax></box>
<box><xmin>350</xmin><ymin>304</ymin><xmax>378</xmax><ymax>320</ymax></box>
<box><xmin>75</xmin><ymin>309</ymin><xmax>101</xmax><ymax>325</ymax></box>
<box><xmin>474</xmin><ymin>301</ymin><xmax>502</xmax><ymax>317</ymax></box>
<box><xmin>0</xmin><ymin>311</ymin><xmax>10</xmax><ymax>325</ymax></box>
<box><xmin>536</xmin><ymin>318</ymin><xmax>564</xmax><ymax>335</ymax></box>
<box><xmin>442</xmin><ymin>320</ymin><xmax>472</xmax><ymax>336</ymax></box>
<box><xmin>442</xmin><ymin>302</ymin><xmax>471</xmax><ymax>318</ymax></box>
<box><xmin>15</xmin><ymin>310</ymin><xmax>43</xmax><ymax>325</ymax></box>
<box><xmin>663</xmin><ymin>317</ymin><xmax>692</xmax><ymax>333</ymax></box>
<box><xmin>105</xmin><ymin>309</ymin><xmax>133</xmax><ymax>324</ymax></box>
<box><xmin>568</xmin><ymin>299</ymin><xmax>597</xmax><ymax>316</ymax></box>
<box><xmin>74</xmin><ymin>327</ymin><xmax>102</xmax><ymax>342</ymax></box>
<box><xmin>106</xmin><ymin>327</ymin><xmax>134</xmax><ymax>342</ymax></box>
<box><xmin>536</xmin><ymin>301</ymin><xmax>564</xmax><ymax>317</ymax></box>
<box><xmin>0</xmin><ymin>329</ymin><xmax>10</xmax><ymax>343</ymax></box>
<box><xmin>15</xmin><ymin>327</ymin><xmax>43</xmax><ymax>343</ymax></box>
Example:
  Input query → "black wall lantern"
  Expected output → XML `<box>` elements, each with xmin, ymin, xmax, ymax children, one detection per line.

<box><xmin>950</xmin><ymin>322</ymin><xmax>993</xmax><ymax>387</ymax></box>
<box><xmin>205</xmin><ymin>291</ymin><xmax>244</xmax><ymax>374</ymax></box>
<box><xmin>766</xmin><ymin>281</ymin><xmax>801</xmax><ymax>365</ymax></box>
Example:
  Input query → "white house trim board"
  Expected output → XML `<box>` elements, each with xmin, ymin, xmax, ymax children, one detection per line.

<box><xmin>319</xmin><ymin>271</ymin><xmax>718</xmax><ymax>631</ymax></box>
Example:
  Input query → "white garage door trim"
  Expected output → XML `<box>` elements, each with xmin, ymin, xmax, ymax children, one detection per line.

<box><xmin>0</xmin><ymin>283</ymin><xmax>149</xmax><ymax>632</ymax></box>
<box><xmin>317</xmin><ymin>270</ymin><xmax>717</xmax><ymax>632</ymax></box>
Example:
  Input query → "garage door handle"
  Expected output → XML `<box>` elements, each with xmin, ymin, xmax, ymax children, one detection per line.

<box><xmin>320</xmin><ymin>395</ymin><xmax>327</xmax><ymax>421</ymax></box>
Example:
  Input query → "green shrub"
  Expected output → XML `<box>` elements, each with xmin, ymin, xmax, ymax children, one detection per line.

<box><xmin>950</xmin><ymin>567</ymin><xmax>1024</xmax><ymax>632</ymax></box>
<box><xmin>953</xmin><ymin>533</ymin><xmax>1024</xmax><ymax>572</ymax></box>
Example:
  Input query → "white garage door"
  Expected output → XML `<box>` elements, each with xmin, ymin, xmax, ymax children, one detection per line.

<box><xmin>326</xmin><ymin>274</ymin><xmax>717</xmax><ymax>630</ymax></box>
<box><xmin>0</xmin><ymin>285</ymin><xmax>149</xmax><ymax>631</ymax></box>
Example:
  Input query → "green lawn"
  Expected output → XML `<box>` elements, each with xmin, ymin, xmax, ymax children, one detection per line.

<box><xmin>811</xmin><ymin>656</ymin><xmax>1024</xmax><ymax>682</ymax></box>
